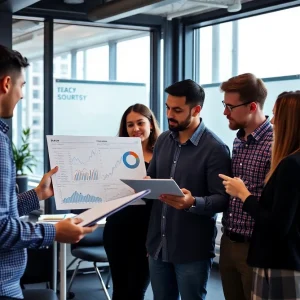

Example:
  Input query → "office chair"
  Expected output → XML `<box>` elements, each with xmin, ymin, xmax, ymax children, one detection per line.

<box><xmin>67</xmin><ymin>226</ymin><xmax>111</xmax><ymax>300</ymax></box>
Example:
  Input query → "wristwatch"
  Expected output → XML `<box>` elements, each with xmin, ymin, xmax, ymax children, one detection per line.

<box><xmin>185</xmin><ymin>196</ymin><xmax>196</xmax><ymax>212</ymax></box>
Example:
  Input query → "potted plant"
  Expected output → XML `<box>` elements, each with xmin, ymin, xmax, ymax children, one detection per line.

<box><xmin>12</xmin><ymin>128</ymin><xmax>37</xmax><ymax>193</ymax></box>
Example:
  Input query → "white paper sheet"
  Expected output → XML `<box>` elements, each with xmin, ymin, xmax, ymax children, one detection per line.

<box><xmin>47</xmin><ymin>135</ymin><xmax>146</xmax><ymax>210</ymax></box>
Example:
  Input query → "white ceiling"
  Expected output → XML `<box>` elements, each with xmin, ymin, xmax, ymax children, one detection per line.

<box><xmin>147</xmin><ymin>0</ymin><xmax>252</xmax><ymax>18</ymax></box>
<box><xmin>13</xmin><ymin>22</ymin><xmax>148</xmax><ymax>60</ymax></box>
<box><xmin>148</xmin><ymin>0</ymin><xmax>228</xmax><ymax>16</ymax></box>
<box><xmin>13</xmin><ymin>0</ymin><xmax>251</xmax><ymax>59</ymax></box>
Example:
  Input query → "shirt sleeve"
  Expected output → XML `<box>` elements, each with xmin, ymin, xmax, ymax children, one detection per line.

<box><xmin>0</xmin><ymin>134</ymin><xmax>56</xmax><ymax>250</ymax></box>
<box><xmin>190</xmin><ymin>144</ymin><xmax>232</xmax><ymax>216</ymax></box>
<box><xmin>17</xmin><ymin>189</ymin><xmax>40</xmax><ymax>217</ymax></box>
<box><xmin>0</xmin><ymin>218</ymin><xmax>56</xmax><ymax>250</ymax></box>
<box><xmin>243</xmin><ymin>157</ymin><xmax>300</xmax><ymax>238</ymax></box>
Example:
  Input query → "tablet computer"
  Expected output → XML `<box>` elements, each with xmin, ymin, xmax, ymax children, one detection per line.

<box><xmin>120</xmin><ymin>179</ymin><xmax>184</xmax><ymax>199</ymax></box>
<box><xmin>77</xmin><ymin>189</ymin><xmax>151</xmax><ymax>227</ymax></box>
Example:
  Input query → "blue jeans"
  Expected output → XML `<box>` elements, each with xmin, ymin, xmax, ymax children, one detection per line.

<box><xmin>149</xmin><ymin>256</ymin><xmax>213</xmax><ymax>300</ymax></box>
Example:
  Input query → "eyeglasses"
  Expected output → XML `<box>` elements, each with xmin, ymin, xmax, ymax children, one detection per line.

<box><xmin>222</xmin><ymin>100</ymin><xmax>253</xmax><ymax>112</ymax></box>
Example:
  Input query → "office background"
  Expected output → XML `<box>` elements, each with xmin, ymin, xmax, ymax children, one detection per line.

<box><xmin>0</xmin><ymin>0</ymin><xmax>299</xmax><ymax>261</ymax></box>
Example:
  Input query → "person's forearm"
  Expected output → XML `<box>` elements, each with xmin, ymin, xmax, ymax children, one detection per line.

<box><xmin>0</xmin><ymin>217</ymin><xmax>55</xmax><ymax>249</ymax></box>
<box><xmin>17</xmin><ymin>189</ymin><xmax>40</xmax><ymax>216</ymax></box>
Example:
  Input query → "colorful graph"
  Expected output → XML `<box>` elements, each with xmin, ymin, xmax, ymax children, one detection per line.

<box><xmin>74</xmin><ymin>169</ymin><xmax>99</xmax><ymax>181</ymax></box>
<box><xmin>62</xmin><ymin>191</ymin><xmax>102</xmax><ymax>204</ymax></box>
<box><xmin>71</xmin><ymin>149</ymin><xmax>97</xmax><ymax>165</ymax></box>
<box><xmin>122</xmin><ymin>151</ymin><xmax>140</xmax><ymax>169</ymax></box>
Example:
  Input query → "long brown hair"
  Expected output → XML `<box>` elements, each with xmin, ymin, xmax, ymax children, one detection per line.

<box><xmin>118</xmin><ymin>103</ymin><xmax>160</xmax><ymax>152</ymax></box>
<box><xmin>266</xmin><ymin>91</ymin><xmax>300</xmax><ymax>182</ymax></box>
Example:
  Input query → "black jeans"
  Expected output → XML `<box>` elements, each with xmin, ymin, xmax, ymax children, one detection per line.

<box><xmin>103</xmin><ymin>215</ymin><xmax>150</xmax><ymax>300</ymax></box>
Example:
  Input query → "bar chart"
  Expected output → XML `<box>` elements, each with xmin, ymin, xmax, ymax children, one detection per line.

<box><xmin>62</xmin><ymin>191</ymin><xmax>102</xmax><ymax>204</ymax></box>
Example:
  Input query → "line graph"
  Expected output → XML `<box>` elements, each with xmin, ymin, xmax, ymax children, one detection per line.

<box><xmin>71</xmin><ymin>149</ymin><xmax>97</xmax><ymax>165</ymax></box>
<box><xmin>73</xmin><ymin>168</ymin><xmax>99</xmax><ymax>181</ymax></box>
<box><xmin>103</xmin><ymin>184</ymin><xmax>134</xmax><ymax>201</ymax></box>
<box><xmin>101</xmin><ymin>157</ymin><xmax>122</xmax><ymax>180</ymax></box>
<box><xmin>62</xmin><ymin>191</ymin><xmax>102</xmax><ymax>204</ymax></box>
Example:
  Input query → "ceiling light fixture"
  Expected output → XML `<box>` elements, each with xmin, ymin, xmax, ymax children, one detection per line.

<box><xmin>227</xmin><ymin>0</ymin><xmax>242</xmax><ymax>12</ymax></box>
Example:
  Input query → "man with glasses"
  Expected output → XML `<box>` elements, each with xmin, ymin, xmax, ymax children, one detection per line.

<box><xmin>219</xmin><ymin>73</ymin><xmax>273</xmax><ymax>300</ymax></box>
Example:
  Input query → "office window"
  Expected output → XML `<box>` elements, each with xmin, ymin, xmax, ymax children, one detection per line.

<box><xmin>237</xmin><ymin>7</ymin><xmax>300</xmax><ymax>77</ymax></box>
<box><xmin>86</xmin><ymin>46</ymin><xmax>109</xmax><ymax>81</ymax></box>
<box><xmin>32</xmin><ymin>143</ymin><xmax>40</xmax><ymax>151</ymax></box>
<box><xmin>196</xmin><ymin>5</ymin><xmax>300</xmax><ymax>84</ymax></box>
<box><xmin>32</xmin><ymin>129</ymin><xmax>41</xmax><ymax>139</ymax></box>
<box><xmin>117</xmin><ymin>35</ymin><xmax>150</xmax><ymax>85</ymax></box>
<box><xmin>60</xmin><ymin>64</ymin><xmax>69</xmax><ymax>75</ymax></box>
<box><xmin>199</xmin><ymin>26</ymin><xmax>213</xmax><ymax>85</ymax></box>
<box><xmin>76</xmin><ymin>51</ymin><xmax>84</xmax><ymax>80</ymax></box>
<box><xmin>61</xmin><ymin>54</ymin><xmax>68</xmax><ymax>60</ymax></box>
<box><xmin>32</xmin><ymin>103</ymin><xmax>41</xmax><ymax>112</ymax></box>
<box><xmin>117</xmin><ymin>35</ymin><xmax>150</xmax><ymax>107</ymax></box>
<box><xmin>13</xmin><ymin>19</ymin><xmax>45</xmax><ymax>179</ymax></box>
<box><xmin>53</xmin><ymin>53</ymin><xmax>71</xmax><ymax>79</ymax></box>
<box><xmin>32</xmin><ymin>116</ymin><xmax>41</xmax><ymax>126</ymax></box>
<box><xmin>32</xmin><ymin>90</ymin><xmax>40</xmax><ymax>99</ymax></box>
<box><xmin>32</xmin><ymin>76</ymin><xmax>40</xmax><ymax>86</ymax></box>
<box><xmin>32</xmin><ymin>61</ymin><xmax>42</xmax><ymax>73</ymax></box>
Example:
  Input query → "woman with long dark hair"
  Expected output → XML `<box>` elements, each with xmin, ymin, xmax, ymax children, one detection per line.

<box><xmin>103</xmin><ymin>103</ymin><xmax>160</xmax><ymax>300</ymax></box>
<box><xmin>220</xmin><ymin>91</ymin><xmax>300</xmax><ymax>299</ymax></box>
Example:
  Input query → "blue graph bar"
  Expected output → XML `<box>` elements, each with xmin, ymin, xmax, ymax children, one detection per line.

<box><xmin>63</xmin><ymin>191</ymin><xmax>102</xmax><ymax>204</ymax></box>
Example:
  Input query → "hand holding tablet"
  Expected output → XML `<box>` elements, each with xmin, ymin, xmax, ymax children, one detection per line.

<box><xmin>120</xmin><ymin>178</ymin><xmax>184</xmax><ymax>199</ymax></box>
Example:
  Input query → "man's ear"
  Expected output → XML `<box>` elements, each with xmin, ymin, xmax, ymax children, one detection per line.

<box><xmin>1</xmin><ymin>76</ymin><xmax>12</xmax><ymax>94</ymax></box>
<box><xmin>250</xmin><ymin>102</ymin><xmax>258</xmax><ymax>113</ymax></box>
<box><xmin>192</xmin><ymin>105</ymin><xmax>202</xmax><ymax>117</ymax></box>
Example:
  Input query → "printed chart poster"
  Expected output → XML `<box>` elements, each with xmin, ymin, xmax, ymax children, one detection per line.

<box><xmin>47</xmin><ymin>136</ymin><xmax>146</xmax><ymax>210</ymax></box>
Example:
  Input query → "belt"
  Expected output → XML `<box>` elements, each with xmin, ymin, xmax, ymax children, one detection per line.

<box><xmin>225</xmin><ymin>230</ymin><xmax>251</xmax><ymax>243</ymax></box>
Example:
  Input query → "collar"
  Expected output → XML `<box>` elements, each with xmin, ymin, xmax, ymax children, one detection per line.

<box><xmin>0</xmin><ymin>119</ymin><xmax>9</xmax><ymax>134</ymax></box>
<box><xmin>236</xmin><ymin>116</ymin><xmax>272</xmax><ymax>142</ymax></box>
<box><xmin>169</xmin><ymin>118</ymin><xmax>205</xmax><ymax>146</ymax></box>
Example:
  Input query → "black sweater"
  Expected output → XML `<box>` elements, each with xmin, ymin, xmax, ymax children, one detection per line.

<box><xmin>243</xmin><ymin>152</ymin><xmax>300</xmax><ymax>271</ymax></box>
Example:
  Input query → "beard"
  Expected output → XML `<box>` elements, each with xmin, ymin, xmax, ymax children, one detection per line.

<box><xmin>227</xmin><ymin>118</ymin><xmax>247</xmax><ymax>131</ymax></box>
<box><xmin>0</xmin><ymin>96</ymin><xmax>16</xmax><ymax>119</ymax></box>
<box><xmin>168</xmin><ymin>111</ymin><xmax>192</xmax><ymax>132</ymax></box>
<box><xmin>1</xmin><ymin>114</ymin><xmax>13</xmax><ymax>119</ymax></box>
